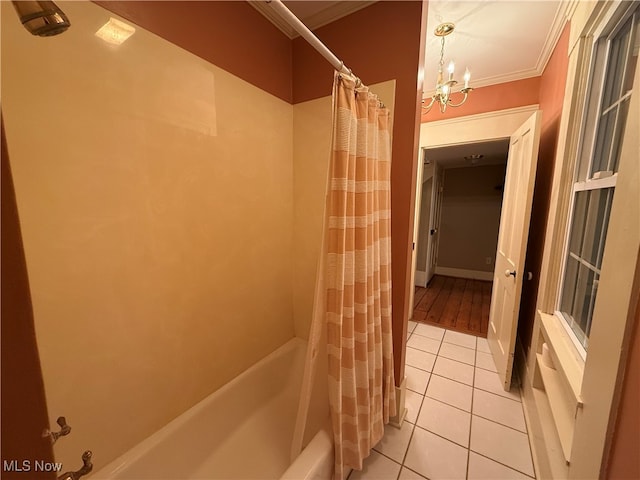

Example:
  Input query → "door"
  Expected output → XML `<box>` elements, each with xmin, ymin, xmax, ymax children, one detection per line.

<box><xmin>487</xmin><ymin>111</ymin><xmax>542</xmax><ymax>390</ymax></box>
<box><xmin>415</xmin><ymin>176</ymin><xmax>433</xmax><ymax>288</ymax></box>
<box><xmin>426</xmin><ymin>165</ymin><xmax>444</xmax><ymax>284</ymax></box>
<box><xmin>409</xmin><ymin>148</ymin><xmax>426</xmax><ymax>318</ymax></box>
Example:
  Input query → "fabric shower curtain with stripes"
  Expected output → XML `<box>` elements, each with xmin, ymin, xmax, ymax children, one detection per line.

<box><xmin>325</xmin><ymin>72</ymin><xmax>396</xmax><ymax>479</ymax></box>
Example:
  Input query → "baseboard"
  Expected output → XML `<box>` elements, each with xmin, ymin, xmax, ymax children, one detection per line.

<box><xmin>415</xmin><ymin>271</ymin><xmax>427</xmax><ymax>287</ymax></box>
<box><xmin>435</xmin><ymin>266</ymin><xmax>493</xmax><ymax>281</ymax></box>
<box><xmin>389</xmin><ymin>376</ymin><xmax>407</xmax><ymax>428</ymax></box>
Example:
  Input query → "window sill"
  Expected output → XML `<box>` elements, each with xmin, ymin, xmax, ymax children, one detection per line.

<box><xmin>538</xmin><ymin>311</ymin><xmax>585</xmax><ymax>407</ymax></box>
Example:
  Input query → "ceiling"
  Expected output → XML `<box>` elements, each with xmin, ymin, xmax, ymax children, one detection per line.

<box><xmin>425</xmin><ymin>139</ymin><xmax>510</xmax><ymax>169</ymax></box>
<box><xmin>251</xmin><ymin>0</ymin><xmax>567</xmax><ymax>95</ymax></box>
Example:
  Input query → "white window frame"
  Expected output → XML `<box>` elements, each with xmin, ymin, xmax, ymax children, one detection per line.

<box><xmin>555</xmin><ymin>2</ymin><xmax>638</xmax><ymax>359</ymax></box>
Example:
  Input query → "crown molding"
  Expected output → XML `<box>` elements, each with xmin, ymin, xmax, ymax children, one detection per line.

<box><xmin>535</xmin><ymin>0</ymin><xmax>572</xmax><ymax>74</ymax></box>
<box><xmin>249</xmin><ymin>1</ymin><xmax>377</xmax><ymax>40</ymax></box>
<box><xmin>249</xmin><ymin>1</ymin><xmax>295</xmax><ymax>38</ymax></box>
<box><xmin>422</xmin><ymin>68</ymin><xmax>540</xmax><ymax>98</ymax></box>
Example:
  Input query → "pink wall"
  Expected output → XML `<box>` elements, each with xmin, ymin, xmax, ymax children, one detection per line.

<box><xmin>518</xmin><ymin>24</ymin><xmax>571</xmax><ymax>352</ymax></box>
<box><xmin>421</xmin><ymin>76</ymin><xmax>541</xmax><ymax>123</ymax></box>
<box><xmin>94</xmin><ymin>1</ymin><xmax>293</xmax><ymax>103</ymax></box>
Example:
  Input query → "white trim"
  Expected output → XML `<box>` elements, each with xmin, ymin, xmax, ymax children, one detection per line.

<box><xmin>536</xmin><ymin>1</ymin><xmax>572</xmax><ymax>74</ymax></box>
<box><xmin>573</xmin><ymin>174</ymin><xmax>618</xmax><ymax>191</ymax></box>
<box><xmin>422</xmin><ymin>104</ymin><xmax>539</xmax><ymax>131</ymax></box>
<box><xmin>248</xmin><ymin>1</ymin><xmax>376</xmax><ymax>40</ymax></box>
<box><xmin>434</xmin><ymin>267</ymin><xmax>493</xmax><ymax>281</ymax></box>
<box><xmin>414</xmin><ymin>270</ymin><xmax>427</xmax><ymax>287</ymax></box>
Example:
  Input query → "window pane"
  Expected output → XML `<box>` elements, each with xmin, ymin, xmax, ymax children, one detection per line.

<box><xmin>570</xmin><ymin>263</ymin><xmax>597</xmax><ymax>348</ymax></box>
<box><xmin>610</xmin><ymin>97</ymin><xmax>632</xmax><ymax>172</ymax></box>
<box><xmin>602</xmin><ymin>16</ymin><xmax>632</xmax><ymax>109</ymax></box>
<box><xmin>561</xmin><ymin>255</ymin><xmax>580</xmax><ymax>314</ymax></box>
<box><xmin>592</xmin><ymin>108</ymin><xmax>616</xmax><ymax>175</ymax></box>
<box><xmin>581</xmin><ymin>188</ymin><xmax>614</xmax><ymax>269</ymax></box>
<box><xmin>568</xmin><ymin>191</ymin><xmax>589</xmax><ymax>256</ymax></box>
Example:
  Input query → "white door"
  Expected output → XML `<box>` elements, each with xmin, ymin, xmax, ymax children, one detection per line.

<box><xmin>409</xmin><ymin>149</ymin><xmax>427</xmax><ymax>318</ymax></box>
<box><xmin>487</xmin><ymin>111</ymin><xmax>542</xmax><ymax>390</ymax></box>
<box><xmin>426</xmin><ymin>165</ymin><xmax>444</xmax><ymax>284</ymax></box>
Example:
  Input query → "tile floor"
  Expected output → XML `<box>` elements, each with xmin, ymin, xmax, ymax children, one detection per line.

<box><xmin>348</xmin><ymin>322</ymin><xmax>535</xmax><ymax>480</ymax></box>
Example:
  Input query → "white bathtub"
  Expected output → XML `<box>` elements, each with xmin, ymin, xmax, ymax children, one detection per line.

<box><xmin>93</xmin><ymin>338</ymin><xmax>333</xmax><ymax>480</ymax></box>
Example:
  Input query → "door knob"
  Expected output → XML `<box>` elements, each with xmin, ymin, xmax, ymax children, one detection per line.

<box><xmin>504</xmin><ymin>269</ymin><xmax>516</xmax><ymax>278</ymax></box>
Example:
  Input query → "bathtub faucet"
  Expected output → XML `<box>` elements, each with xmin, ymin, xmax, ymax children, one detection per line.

<box><xmin>57</xmin><ymin>451</ymin><xmax>93</xmax><ymax>480</ymax></box>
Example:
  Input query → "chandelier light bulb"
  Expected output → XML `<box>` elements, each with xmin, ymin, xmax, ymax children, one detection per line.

<box><xmin>464</xmin><ymin>68</ymin><xmax>471</xmax><ymax>88</ymax></box>
<box><xmin>448</xmin><ymin>61</ymin><xmax>455</xmax><ymax>80</ymax></box>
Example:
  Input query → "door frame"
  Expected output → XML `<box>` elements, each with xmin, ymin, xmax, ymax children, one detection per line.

<box><xmin>412</xmin><ymin>104</ymin><xmax>539</xmax><ymax>307</ymax></box>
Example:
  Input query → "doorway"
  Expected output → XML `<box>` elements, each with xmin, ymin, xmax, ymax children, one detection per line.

<box><xmin>413</xmin><ymin>139</ymin><xmax>509</xmax><ymax>337</ymax></box>
<box><xmin>412</xmin><ymin>107</ymin><xmax>542</xmax><ymax>388</ymax></box>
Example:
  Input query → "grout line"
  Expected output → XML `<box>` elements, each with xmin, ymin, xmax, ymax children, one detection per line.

<box><xmin>468</xmin><ymin>450</ymin><xmax>537</xmax><ymax>479</ymax></box>
<box><xmin>428</xmin><ymin>371</ymin><xmax>474</xmax><ymax>389</ymax></box>
<box><xmin>465</xmin><ymin>361</ymin><xmax>476</xmax><ymax>479</ymax></box>
<box><xmin>473</xmin><ymin>385</ymin><xmax>523</xmax><ymax>405</ymax></box>
<box><xmin>471</xmin><ymin>412</ymin><xmax>528</xmax><ymax>435</ymax></box>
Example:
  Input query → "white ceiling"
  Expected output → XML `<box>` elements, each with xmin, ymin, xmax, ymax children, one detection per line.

<box><xmin>425</xmin><ymin>139</ymin><xmax>510</xmax><ymax>169</ymax></box>
<box><xmin>251</xmin><ymin>0</ymin><xmax>568</xmax><ymax>96</ymax></box>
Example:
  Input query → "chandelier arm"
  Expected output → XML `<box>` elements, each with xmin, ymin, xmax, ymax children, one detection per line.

<box><xmin>422</xmin><ymin>95</ymin><xmax>437</xmax><ymax>113</ymax></box>
<box><xmin>447</xmin><ymin>91</ymin><xmax>470</xmax><ymax>108</ymax></box>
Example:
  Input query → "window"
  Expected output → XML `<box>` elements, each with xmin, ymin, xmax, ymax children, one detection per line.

<box><xmin>558</xmin><ymin>5</ymin><xmax>639</xmax><ymax>352</ymax></box>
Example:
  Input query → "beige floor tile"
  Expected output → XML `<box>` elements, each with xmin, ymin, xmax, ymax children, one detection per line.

<box><xmin>470</xmin><ymin>416</ymin><xmax>534</xmax><ymax>477</ymax></box>
<box><xmin>416</xmin><ymin>397</ymin><xmax>471</xmax><ymax>447</ymax></box>
<box><xmin>404</xmin><ymin>427</ymin><xmax>468</xmax><ymax>480</ymax></box>
<box><xmin>438</xmin><ymin>342</ymin><xmax>476</xmax><ymax>365</ymax></box>
<box><xmin>472</xmin><ymin>389</ymin><xmax>527</xmax><ymax>432</ymax></box>
<box><xmin>476</xmin><ymin>337</ymin><xmax>491</xmax><ymax>353</ymax></box>
<box><xmin>407</xmin><ymin>334</ymin><xmax>441</xmax><ymax>354</ymax></box>
<box><xmin>432</xmin><ymin>356</ymin><xmax>475</xmax><ymax>386</ymax></box>
<box><xmin>373</xmin><ymin>420</ymin><xmax>414</xmax><ymax>463</ymax></box>
<box><xmin>398</xmin><ymin>467</ymin><xmax>428</xmax><ymax>479</ymax></box>
<box><xmin>406</xmin><ymin>365</ymin><xmax>431</xmax><ymax>394</ymax></box>
<box><xmin>405</xmin><ymin>389</ymin><xmax>423</xmax><ymax>424</ymax></box>
<box><xmin>406</xmin><ymin>347</ymin><xmax>436</xmax><ymax>372</ymax></box>
<box><xmin>474</xmin><ymin>368</ymin><xmax>521</xmax><ymax>401</ymax></box>
<box><xmin>467</xmin><ymin>452</ymin><xmax>533</xmax><ymax>479</ymax></box>
<box><xmin>476</xmin><ymin>351</ymin><xmax>498</xmax><ymax>372</ymax></box>
<box><xmin>349</xmin><ymin>450</ymin><xmax>401</xmax><ymax>480</ymax></box>
<box><xmin>413</xmin><ymin>323</ymin><xmax>445</xmax><ymax>341</ymax></box>
<box><xmin>443</xmin><ymin>330</ymin><xmax>477</xmax><ymax>350</ymax></box>
<box><xmin>426</xmin><ymin>374</ymin><xmax>473</xmax><ymax>412</ymax></box>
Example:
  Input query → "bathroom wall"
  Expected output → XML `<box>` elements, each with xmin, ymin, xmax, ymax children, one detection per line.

<box><xmin>517</xmin><ymin>23</ymin><xmax>571</xmax><ymax>352</ymax></box>
<box><xmin>420</xmin><ymin>76</ymin><xmax>541</xmax><ymax>123</ymax></box>
<box><xmin>292</xmin><ymin>80</ymin><xmax>397</xmax><ymax>339</ymax></box>
<box><xmin>94</xmin><ymin>0</ymin><xmax>293</xmax><ymax>103</ymax></box>
<box><xmin>437</xmin><ymin>165</ymin><xmax>506</xmax><ymax>274</ymax></box>
<box><xmin>1</xmin><ymin>1</ymin><xmax>294</xmax><ymax>471</ymax></box>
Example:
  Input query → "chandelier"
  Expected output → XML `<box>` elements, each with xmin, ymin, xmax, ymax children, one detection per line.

<box><xmin>422</xmin><ymin>22</ymin><xmax>472</xmax><ymax>114</ymax></box>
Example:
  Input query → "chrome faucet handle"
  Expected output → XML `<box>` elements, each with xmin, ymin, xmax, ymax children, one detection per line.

<box><xmin>43</xmin><ymin>416</ymin><xmax>72</xmax><ymax>444</ymax></box>
<box><xmin>57</xmin><ymin>451</ymin><xmax>93</xmax><ymax>480</ymax></box>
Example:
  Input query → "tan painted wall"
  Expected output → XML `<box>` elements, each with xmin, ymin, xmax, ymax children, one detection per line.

<box><xmin>1</xmin><ymin>1</ymin><xmax>294</xmax><ymax>471</ymax></box>
<box><xmin>437</xmin><ymin>165</ymin><xmax>506</xmax><ymax>273</ymax></box>
<box><xmin>292</xmin><ymin>81</ymin><xmax>396</xmax><ymax>339</ymax></box>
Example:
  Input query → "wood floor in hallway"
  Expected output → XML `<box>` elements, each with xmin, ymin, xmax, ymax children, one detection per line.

<box><xmin>413</xmin><ymin>275</ymin><xmax>492</xmax><ymax>337</ymax></box>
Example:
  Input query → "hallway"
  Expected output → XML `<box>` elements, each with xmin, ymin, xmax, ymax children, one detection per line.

<box><xmin>350</xmin><ymin>322</ymin><xmax>535</xmax><ymax>479</ymax></box>
<box><xmin>413</xmin><ymin>276</ymin><xmax>491</xmax><ymax>337</ymax></box>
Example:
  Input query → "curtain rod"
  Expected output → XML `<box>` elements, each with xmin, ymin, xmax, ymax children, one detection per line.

<box><xmin>265</xmin><ymin>0</ymin><xmax>362</xmax><ymax>86</ymax></box>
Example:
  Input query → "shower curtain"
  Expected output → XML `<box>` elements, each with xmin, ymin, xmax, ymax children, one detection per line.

<box><xmin>326</xmin><ymin>72</ymin><xmax>396</xmax><ymax>479</ymax></box>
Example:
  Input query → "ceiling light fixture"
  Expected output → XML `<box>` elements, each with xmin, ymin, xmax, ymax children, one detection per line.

<box><xmin>422</xmin><ymin>23</ymin><xmax>473</xmax><ymax>114</ymax></box>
